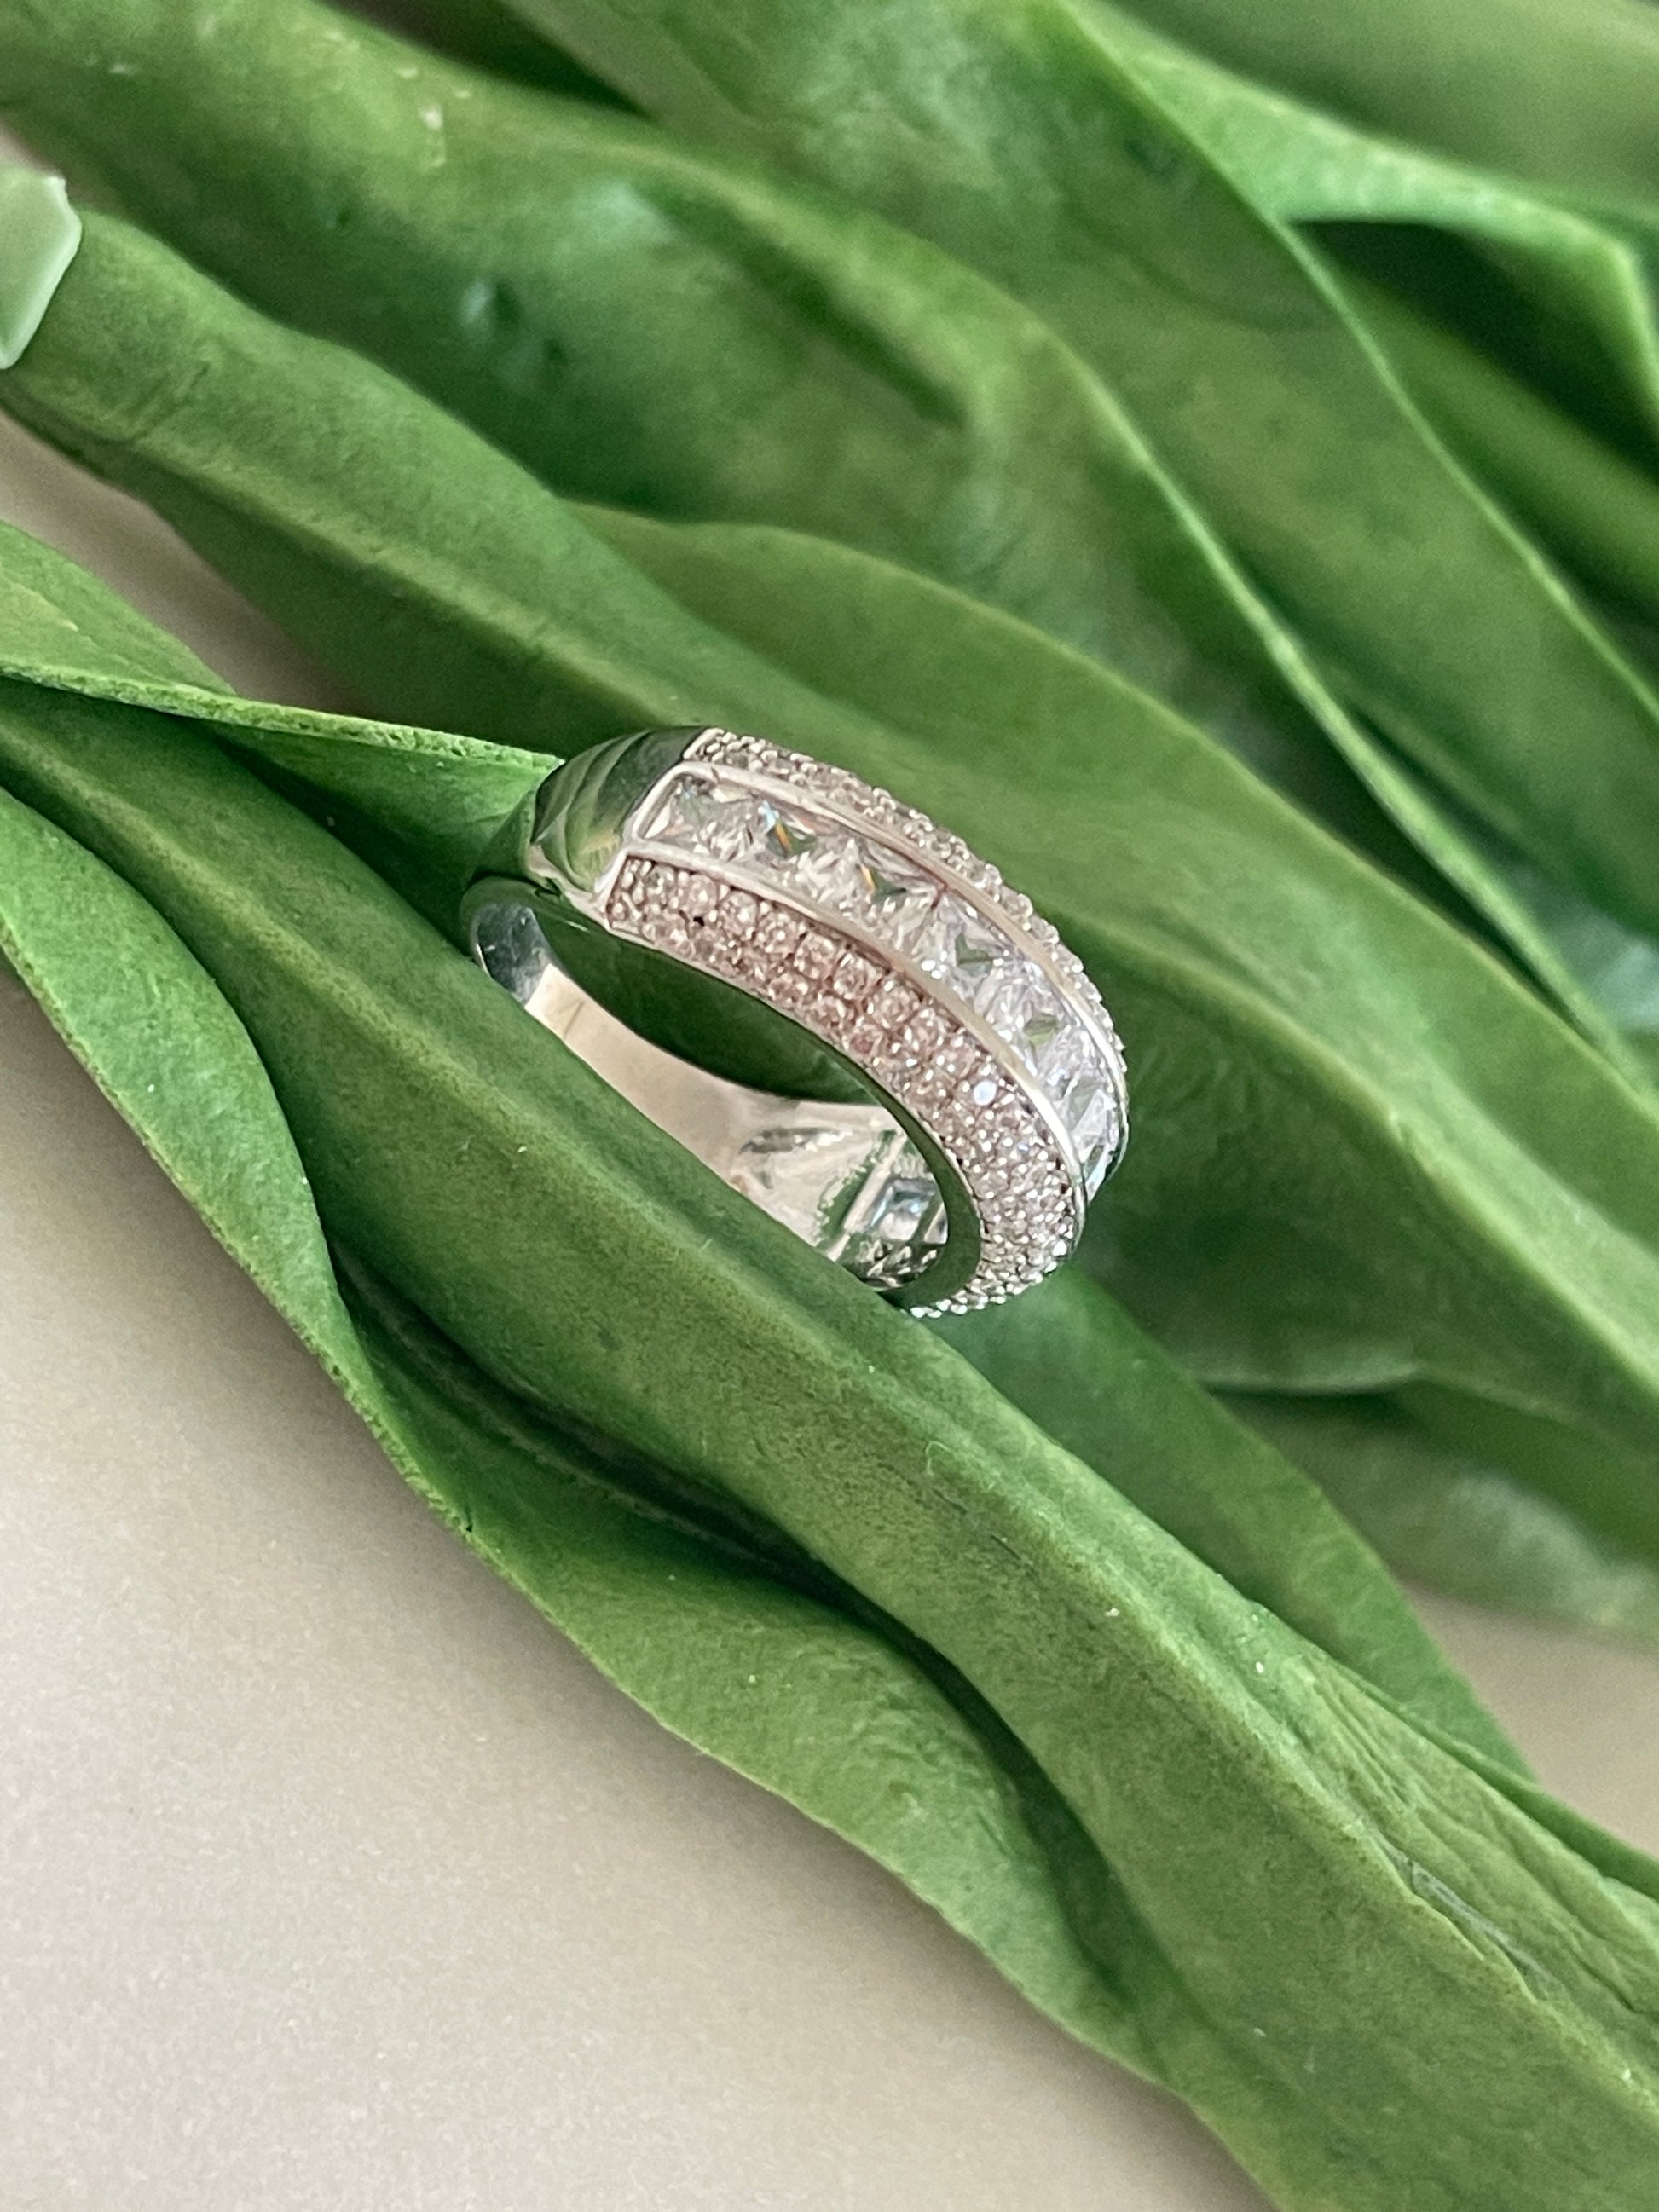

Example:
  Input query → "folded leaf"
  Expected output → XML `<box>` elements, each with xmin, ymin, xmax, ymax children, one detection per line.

<box><xmin>1092</xmin><ymin>0</ymin><xmax>1659</xmax><ymax>224</ymax></box>
<box><xmin>3</xmin><ymin>535</ymin><xmax>1659</xmax><ymax>2212</ymax></box>
<box><xmin>456</xmin><ymin>0</ymin><xmax>1659</xmax><ymax>940</ymax></box>
<box><xmin>6</xmin><ymin>212</ymin><xmax>1659</xmax><ymax>1569</ymax></box>
<box><xmin>0</xmin><ymin>8</ymin><xmax>1648</xmax><ymax>1065</ymax></box>
<box><xmin>1063</xmin><ymin>1</ymin><xmax>1659</xmax><ymax>455</ymax></box>
<box><xmin>0</xmin><ymin>769</ymin><xmax>1153</xmax><ymax>2082</ymax></box>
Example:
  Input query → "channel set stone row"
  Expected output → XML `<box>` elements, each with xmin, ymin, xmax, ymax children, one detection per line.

<box><xmin>598</xmin><ymin>728</ymin><xmax>1127</xmax><ymax>1313</ymax></box>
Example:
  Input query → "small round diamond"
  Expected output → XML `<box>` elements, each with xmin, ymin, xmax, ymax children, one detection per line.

<box><xmin>795</xmin><ymin>930</ymin><xmax>841</xmax><ymax>983</ymax></box>
<box><xmin>869</xmin><ymin>975</ymin><xmax>922</xmax><ymax>1031</ymax></box>
<box><xmin>682</xmin><ymin>875</ymin><xmax>722</xmax><ymax>923</ymax></box>
<box><xmin>834</xmin><ymin>950</ymin><xmax>882</xmax><ymax>1002</ymax></box>
<box><xmin>755</xmin><ymin>909</ymin><xmax>804</xmax><ymax>960</ymax></box>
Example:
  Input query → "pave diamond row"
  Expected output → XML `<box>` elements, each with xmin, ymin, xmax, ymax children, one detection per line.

<box><xmin>635</xmin><ymin>732</ymin><xmax>1126</xmax><ymax>1198</ymax></box>
<box><xmin>604</xmin><ymin>857</ymin><xmax>1079</xmax><ymax>1311</ymax></box>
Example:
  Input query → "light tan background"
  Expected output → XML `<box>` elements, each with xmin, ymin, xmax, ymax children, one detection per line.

<box><xmin>3</xmin><ymin>236</ymin><xmax>1658</xmax><ymax>2209</ymax></box>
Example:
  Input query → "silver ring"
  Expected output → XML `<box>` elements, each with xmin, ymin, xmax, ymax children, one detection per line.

<box><xmin>463</xmin><ymin>727</ymin><xmax>1127</xmax><ymax>1314</ymax></box>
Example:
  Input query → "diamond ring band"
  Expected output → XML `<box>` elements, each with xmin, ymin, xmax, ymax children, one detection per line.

<box><xmin>463</xmin><ymin>727</ymin><xmax>1126</xmax><ymax>1314</ymax></box>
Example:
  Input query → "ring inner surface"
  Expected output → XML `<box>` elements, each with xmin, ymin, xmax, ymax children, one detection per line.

<box><xmin>468</xmin><ymin>890</ymin><xmax>957</xmax><ymax>1294</ymax></box>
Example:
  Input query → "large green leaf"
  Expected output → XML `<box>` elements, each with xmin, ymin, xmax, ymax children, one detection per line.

<box><xmin>0</xmin><ymin>265</ymin><xmax>1647</xmax><ymax>1659</ymax></box>
<box><xmin>0</xmin><ymin>718</ymin><xmax>1155</xmax><ymax>2094</ymax></box>
<box><xmin>4</xmin><ymin>522</ymin><xmax>1659</xmax><ymax>2212</ymax></box>
<box><xmin>432</xmin><ymin>0</ymin><xmax>1659</xmax><ymax>942</ymax></box>
<box><xmin>1092</xmin><ymin>0</ymin><xmax>1659</xmax><ymax>227</ymax></box>
<box><xmin>0</xmin><ymin>510</ymin><xmax>1506</xmax><ymax>1751</ymax></box>
<box><xmin>1060</xmin><ymin>0</ymin><xmax>1659</xmax><ymax>455</ymax></box>
<box><xmin>6</xmin><ymin>203</ymin><xmax>1659</xmax><ymax>1547</ymax></box>
<box><xmin>0</xmin><ymin>8</ymin><xmax>1650</xmax><ymax>1072</ymax></box>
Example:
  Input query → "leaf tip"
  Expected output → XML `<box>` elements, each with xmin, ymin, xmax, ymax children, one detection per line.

<box><xmin>0</xmin><ymin>168</ymin><xmax>81</xmax><ymax>370</ymax></box>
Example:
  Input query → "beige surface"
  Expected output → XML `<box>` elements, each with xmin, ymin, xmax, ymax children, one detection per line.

<box><xmin>3</xmin><ymin>381</ymin><xmax>1659</xmax><ymax>2212</ymax></box>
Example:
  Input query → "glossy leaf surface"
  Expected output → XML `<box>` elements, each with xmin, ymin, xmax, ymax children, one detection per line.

<box><xmin>3</xmin><ymin>5</ymin><xmax>1659</xmax><ymax>2199</ymax></box>
<box><xmin>3</xmin><ymin>521</ymin><xmax>1659</xmax><ymax>2212</ymax></box>
<box><xmin>0</xmin><ymin>3</ymin><xmax>1648</xmax><ymax>1065</ymax></box>
<box><xmin>1093</xmin><ymin>0</ymin><xmax>1659</xmax><ymax>221</ymax></box>
<box><xmin>6</xmin><ymin>210</ymin><xmax>1659</xmax><ymax>1559</ymax></box>
<box><xmin>442</xmin><ymin>0</ymin><xmax>1659</xmax><ymax>935</ymax></box>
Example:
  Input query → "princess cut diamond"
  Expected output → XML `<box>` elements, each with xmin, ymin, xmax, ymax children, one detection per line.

<box><xmin>645</xmin><ymin>777</ymin><xmax>764</xmax><ymax>863</ymax></box>
<box><xmin>911</xmin><ymin>893</ymin><xmax>1009</xmax><ymax>1007</ymax></box>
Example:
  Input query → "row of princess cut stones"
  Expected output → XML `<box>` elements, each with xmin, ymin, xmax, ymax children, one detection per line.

<box><xmin>688</xmin><ymin>726</ymin><xmax>1118</xmax><ymax>1038</ymax></box>
<box><xmin>604</xmin><ymin>858</ymin><xmax>1078</xmax><ymax>1310</ymax></box>
<box><xmin>635</xmin><ymin>731</ymin><xmax>1125</xmax><ymax>1198</ymax></box>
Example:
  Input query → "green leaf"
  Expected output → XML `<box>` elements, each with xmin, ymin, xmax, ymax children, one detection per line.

<box><xmin>5</xmin><ymin>209</ymin><xmax>1659</xmax><ymax>1569</ymax></box>
<box><xmin>4</xmin><ymin>531</ymin><xmax>1659</xmax><ymax>2212</ymax></box>
<box><xmin>451</xmin><ymin>0</ymin><xmax>1659</xmax><ymax>941</ymax></box>
<box><xmin>1083</xmin><ymin>0</ymin><xmax>1659</xmax><ymax>225</ymax></box>
<box><xmin>0</xmin><ymin>765</ymin><xmax>1151</xmax><ymax>2082</ymax></box>
<box><xmin>1061</xmin><ymin>2</ymin><xmax>1659</xmax><ymax>455</ymax></box>
<box><xmin>1227</xmin><ymin>1389</ymin><xmax>1659</xmax><ymax>1646</ymax></box>
<box><xmin>0</xmin><ymin>12</ymin><xmax>1649</xmax><ymax>1070</ymax></box>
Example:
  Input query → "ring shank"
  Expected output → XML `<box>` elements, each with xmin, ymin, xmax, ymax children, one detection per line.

<box><xmin>467</xmin><ymin>889</ymin><xmax>959</xmax><ymax>1293</ymax></box>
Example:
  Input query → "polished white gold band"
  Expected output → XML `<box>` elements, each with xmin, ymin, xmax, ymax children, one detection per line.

<box><xmin>465</xmin><ymin>726</ymin><xmax>1126</xmax><ymax>1314</ymax></box>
